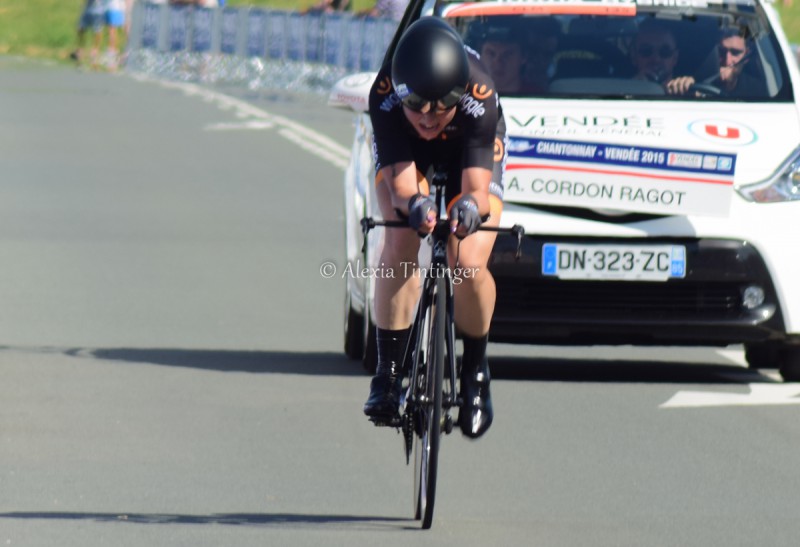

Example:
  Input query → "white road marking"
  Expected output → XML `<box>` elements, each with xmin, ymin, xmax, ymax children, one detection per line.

<box><xmin>714</xmin><ymin>347</ymin><xmax>747</xmax><ymax>367</ymax></box>
<box><xmin>204</xmin><ymin>120</ymin><xmax>275</xmax><ymax>131</ymax></box>
<box><xmin>278</xmin><ymin>127</ymin><xmax>350</xmax><ymax>171</ymax></box>
<box><xmin>660</xmin><ymin>383</ymin><xmax>800</xmax><ymax>408</ymax></box>
<box><xmin>129</xmin><ymin>74</ymin><xmax>351</xmax><ymax>171</ymax></box>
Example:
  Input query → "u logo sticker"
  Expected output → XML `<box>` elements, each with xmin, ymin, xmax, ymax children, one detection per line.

<box><xmin>472</xmin><ymin>83</ymin><xmax>493</xmax><ymax>100</ymax></box>
<box><xmin>705</xmin><ymin>125</ymin><xmax>740</xmax><ymax>139</ymax></box>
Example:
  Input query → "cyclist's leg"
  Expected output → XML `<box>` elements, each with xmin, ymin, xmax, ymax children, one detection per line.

<box><xmin>363</xmin><ymin>168</ymin><xmax>427</xmax><ymax>419</ymax></box>
<box><xmin>450</xmin><ymin>209</ymin><xmax>500</xmax><ymax>438</ymax></box>
<box><xmin>447</xmin><ymin>154</ymin><xmax>505</xmax><ymax>438</ymax></box>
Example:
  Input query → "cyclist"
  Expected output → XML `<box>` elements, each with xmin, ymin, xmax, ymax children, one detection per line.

<box><xmin>363</xmin><ymin>17</ymin><xmax>507</xmax><ymax>439</ymax></box>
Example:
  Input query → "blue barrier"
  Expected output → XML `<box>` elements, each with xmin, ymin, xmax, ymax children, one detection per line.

<box><xmin>126</xmin><ymin>1</ymin><xmax>399</xmax><ymax>94</ymax></box>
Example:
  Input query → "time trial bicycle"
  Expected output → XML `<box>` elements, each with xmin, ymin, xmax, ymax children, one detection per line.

<box><xmin>361</xmin><ymin>183</ymin><xmax>523</xmax><ymax>529</ymax></box>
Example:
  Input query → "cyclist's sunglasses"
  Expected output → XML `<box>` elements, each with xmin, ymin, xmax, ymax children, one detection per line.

<box><xmin>636</xmin><ymin>44</ymin><xmax>676</xmax><ymax>59</ymax></box>
<box><xmin>400</xmin><ymin>87</ymin><xmax>464</xmax><ymax>113</ymax></box>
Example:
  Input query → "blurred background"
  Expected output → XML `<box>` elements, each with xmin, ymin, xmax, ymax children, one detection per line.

<box><xmin>0</xmin><ymin>0</ymin><xmax>379</xmax><ymax>61</ymax></box>
<box><xmin>1</xmin><ymin>1</ymin><xmax>795</xmax><ymax>65</ymax></box>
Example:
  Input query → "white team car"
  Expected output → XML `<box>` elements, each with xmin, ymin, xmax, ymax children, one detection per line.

<box><xmin>330</xmin><ymin>0</ymin><xmax>800</xmax><ymax>380</ymax></box>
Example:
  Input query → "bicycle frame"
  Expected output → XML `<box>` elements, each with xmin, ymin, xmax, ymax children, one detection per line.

<box><xmin>360</xmin><ymin>183</ymin><xmax>524</xmax><ymax>529</ymax></box>
<box><xmin>403</xmin><ymin>204</ymin><xmax>458</xmax><ymax>426</ymax></box>
<box><xmin>361</xmin><ymin>183</ymin><xmax>459</xmax><ymax>424</ymax></box>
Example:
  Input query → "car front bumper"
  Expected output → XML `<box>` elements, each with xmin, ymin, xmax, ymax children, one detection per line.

<box><xmin>489</xmin><ymin>235</ymin><xmax>787</xmax><ymax>346</ymax></box>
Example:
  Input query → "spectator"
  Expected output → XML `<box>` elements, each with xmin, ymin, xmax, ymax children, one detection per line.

<box><xmin>305</xmin><ymin>0</ymin><xmax>351</xmax><ymax>13</ymax></box>
<box><xmin>124</xmin><ymin>0</ymin><xmax>136</xmax><ymax>34</ymax></box>
<box><xmin>666</xmin><ymin>28</ymin><xmax>767</xmax><ymax>97</ymax></box>
<box><xmin>70</xmin><ymin>0</ymin><xmax>105</xmax><ymax>66</ymax></box>
<box><xmin>104</xmin><ymin>0</ymin><xmax>127</xmax><ymax>70</ymax></box>
<box><xmin>630</xmin><ymin>19</ymin><xmax>679</xmax><ymax>85</ymax></box>
<box><xmin>363</xmin><ymin>0</ymin><xmax>409</xmax><ymax>22</ymax></box>
<box><xmin>167</xmin><ymin>1</ymin><xmax>219</xmax><ymax>8</ymax></box>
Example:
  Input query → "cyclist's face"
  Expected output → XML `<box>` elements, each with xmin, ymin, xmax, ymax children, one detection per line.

<box><xmin>403</xmin><ymin>103</ymin><xmax>458</xmax><ymax>140</ymax></box>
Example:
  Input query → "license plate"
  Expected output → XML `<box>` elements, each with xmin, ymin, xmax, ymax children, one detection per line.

<box><xmin>542</xmin><ymin>243</ymin><xmax>686</xmax><ymax>281</ymax></box>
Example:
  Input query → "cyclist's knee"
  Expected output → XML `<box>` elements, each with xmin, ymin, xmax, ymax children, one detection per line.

<box><xmin>448</xmin><ymin>238</ymin><xmax>494</xmax><ymax>271</ymax></box>
<box><xmin>383</xmin><ymin>231</ymin><xmax>420</xmax><ymax>263</ymax></box>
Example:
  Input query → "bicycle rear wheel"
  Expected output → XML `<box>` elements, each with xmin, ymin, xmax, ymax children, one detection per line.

<box><xmin>412</xmin><ymin>276</ymin><xmax>445</xmax><ymax>529</ymax></box>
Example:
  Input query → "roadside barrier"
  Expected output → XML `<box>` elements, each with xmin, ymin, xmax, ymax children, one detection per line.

<box><xmin>126</xmin><ymin>1</ymin><xmax>399</xmax><ymax>95</ymax></box>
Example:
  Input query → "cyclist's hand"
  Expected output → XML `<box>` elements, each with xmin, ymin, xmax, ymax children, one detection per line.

<box><xmin>408</xmin><ymin>193</ymin><xmax>438</xmax><ymax>235</ymax></box>
<box><xmin>448</xmin><ymin>194</ymin><xmax>481</xmax><ymax>239</ymax></box>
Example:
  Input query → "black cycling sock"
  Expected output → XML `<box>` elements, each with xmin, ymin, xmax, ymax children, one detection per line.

<box><xmin>462</xmin><ymin>334</ymin><xmax>489</xmax><ymax>372</ymax></box>
<box><xmin>376</xmin><ymin>327</ymin><xmax>411</xmax><ymax>376</ymax></box>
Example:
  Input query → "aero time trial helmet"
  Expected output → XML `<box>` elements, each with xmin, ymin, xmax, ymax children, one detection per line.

<box><xmin>391</xmin><ymin>17</ymin><xmax>469</xmax><ymax>112</ymax></box>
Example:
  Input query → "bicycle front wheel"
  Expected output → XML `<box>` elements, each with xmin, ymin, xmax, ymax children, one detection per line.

<box><xmin>412</xmin><ymin>276</ymin><xmax>445</xmax><ymax>529</ymax></box>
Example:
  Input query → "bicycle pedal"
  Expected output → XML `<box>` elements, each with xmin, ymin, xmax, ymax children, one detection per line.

<box><xmin>369</xmin><ymin>415</ymin><xmax>401</xmax><ymax>428</ymax></box>
<box><xmin>443</xmin><ymin>414</ymin><xmax>454</xmax><ymax>434</ymax></box>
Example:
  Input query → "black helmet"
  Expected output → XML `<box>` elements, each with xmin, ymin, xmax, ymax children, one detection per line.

<box><xmin>391</xmin><ymin>17</ymin><xmax>469</xmax><ymax>112</ymax></box>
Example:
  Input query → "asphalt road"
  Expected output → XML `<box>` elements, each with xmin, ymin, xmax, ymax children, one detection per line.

<box><xmin>1</xmin><ymin>57</ymin><xmax>799</xmax><ymax>547</ymax></box>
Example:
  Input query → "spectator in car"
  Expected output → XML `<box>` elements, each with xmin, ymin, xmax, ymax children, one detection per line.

<box><xmin>630</xmin><ymin>19</ymin><xmax>679</xmax><ymax>85</ymax></box>
<box><xmin>666</xmin><ymin>28</ymin><xmax>767</xmax><ymax>97</ymax></box>
<box><xmin>477</xmin><ymin>18</ymin><xmax>559</xmax><ymax>95</ymax></box>
<box><xmin>478</xmin><ymin>20</ymin><xmax>529</xmax><ymax>95</ymax></box>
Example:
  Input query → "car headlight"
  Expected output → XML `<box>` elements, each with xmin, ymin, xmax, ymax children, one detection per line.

<box><xmin>737</xmin><ymin>145</ymin><xmax>800</xmax><ymax>203</ymax></box>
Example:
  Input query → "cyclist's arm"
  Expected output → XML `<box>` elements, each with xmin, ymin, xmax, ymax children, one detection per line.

<box><xmin>460</xmin><ymin>167</ymin><xmax>492</xmax><ymax>216</ymax></box>
<box><xmin>381</xmin><ymin>161</ymin><xmax>437</xmax><ymax>234</ymax></box>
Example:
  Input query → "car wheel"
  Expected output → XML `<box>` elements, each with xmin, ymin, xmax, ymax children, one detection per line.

<box><xmin>363</xmin><ymin>320</ymin><xmax>377</xmax><ymax>374</ymax></box>
<box><xmin>744</xmin><ymin>342</ymin><xmax>782</xmax><ymax>369</ymax></box>
<box><xmin>778</xmin><ymin>346</ymin><xmax>800</xmax><ymax>382</ymax></box>
<box><xmin>344</xmin><ymin>289</ymin><xmax>365</xmax><ymax>360</ymax></box>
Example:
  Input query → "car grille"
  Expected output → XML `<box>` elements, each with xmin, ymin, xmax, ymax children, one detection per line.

<box><xmin>496</xmin><ymin>280</ymin><xmax>743</xmax><ymax>320</ymax></box>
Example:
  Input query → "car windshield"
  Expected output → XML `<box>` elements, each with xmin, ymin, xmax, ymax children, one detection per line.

<box><xmin>435</xmin><ymin>0</ymin><xmax>793</xmax><ymax>101</ymax></box>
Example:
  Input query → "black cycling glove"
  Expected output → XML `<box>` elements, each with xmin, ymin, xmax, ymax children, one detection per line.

<box><xmin>449</xmin><ymin>194</ymin><xmax>482</xmax><ymax>239</ymax></box>
<box><xmin>407</xmin><ymin>193</ymin><xmax>438</xmax><ymax>233</ymax></box>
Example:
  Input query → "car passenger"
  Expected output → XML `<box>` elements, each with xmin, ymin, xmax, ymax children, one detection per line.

<box><xmin>363</xmin><ymin>17</ymin><xmax>506</xmax><ymax>439</ymax></box>
<box><xmin>630</xmin><ymin>19</ymin><xmax>679</xmax><ymax>85</ymax></box>
<box><xmin>666</xmin><ymin>28</ymin><xmax>767</xmax><ymax>97</ymax></box>
<box><xmin>478</xmin><ymin>20</ymin><xmax>529</xmax><ymax>95</ymax></box>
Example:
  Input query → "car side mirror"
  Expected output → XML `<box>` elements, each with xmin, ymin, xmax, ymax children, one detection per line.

<box><xmin>328</xmin><ymin>72</ymin><xmax>378</xmax><ymax>113</ymax></box>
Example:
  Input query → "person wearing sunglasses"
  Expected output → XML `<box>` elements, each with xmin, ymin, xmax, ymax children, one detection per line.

<box><xmin>364</xmin><ymin>17</ymin><xmax>507</xmax><ymax>439</ymax></box>
<box><xmin>666</xmin><ymin>28</ymin><xmax>767</xmax><ymax>97</ymax></box>
<box><xmin>631</xmin><ymin>19</ymin><xmax>680</xmax><ymax>85</ymax></box>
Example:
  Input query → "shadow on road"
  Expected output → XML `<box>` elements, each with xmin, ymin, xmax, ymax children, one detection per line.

<box><xmin>490</xmin><ymin>356</ymin><xmax>776</xmax><ymax>384</ymax></box>
<box><xmin>45</xmin><ymin>346</ymin><xmax>778</xmax><ymax>385</ymax></box>
<box><xmin>61</xmin><ymin>347</ymin><xmax>365</xmax><ymax>377</ymax></box>
<box><xmin>0</xmin><ymin>511</ymin><xmax>412</xmax><ymax>530</ymax></box>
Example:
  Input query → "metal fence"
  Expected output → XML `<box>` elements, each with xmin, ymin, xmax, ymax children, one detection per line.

<box><xmin>126</xmin><ymin>2</ymin><xmax>399</xmax><ymax>95</ymax></box>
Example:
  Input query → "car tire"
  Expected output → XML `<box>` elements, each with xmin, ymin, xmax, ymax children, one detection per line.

<box><xmin>744</xmin><ymin>342</ymin><xmax>782</xmax><ymax>369</ymax></box>
<box><xmin>363</xmin><ymin>320</ymin><xmax>378</xmax><ymax>374</ymax></box>
<box><xmin>344</xmin><ymin>286</ymin><xmax>365</xmax><ymax>360</ymax></box>
<box><xmin>778</xmin><ymin>346</ymin><xmax>800</xmax><ymax>383</ymax></box>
